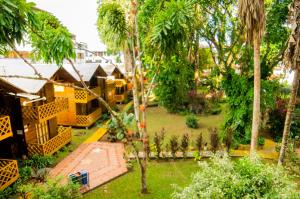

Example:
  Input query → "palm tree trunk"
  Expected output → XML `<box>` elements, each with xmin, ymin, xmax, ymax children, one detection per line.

<box><xmin>250</xmin><ymin>36</ymin><xmax>261</xmax><ymax>156</ymax></box>
<box><xmin>278</xmin><ymin>67</ymin><xmax>300</xmax><ymax>165</ymax></box>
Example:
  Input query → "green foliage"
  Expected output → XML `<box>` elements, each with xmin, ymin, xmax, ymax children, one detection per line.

<box><xmin>169</xmin><ymin>136</ymin><xmax>179</xmax><ymax>159</ymax></box>
<box><xmin>173</xmin><ymin>156</ymin><xmax>300</xmax><ymax>199</ymax></box>
<box><xmin>107</xmin><ymin>112</ymin><xmax>135</xmax><ymax>142</ymax></box>
<box><xmin>261</xmin><ymin>0</ymin><xmax>292</xmax><ymax>79</ymax></box>
<box><xmin>258</xmin><ymin>136</ymin><xmax>265</xmax><ymax>146</ymax></box>
<box><xmin>149</xmin><ymin>0</ymin><xmax>195</xmax><ymax>57</ymax></box>
<box><xmin>19</xmin><ymin>177</ymin><xmax>82</xmax><ymax>199</ymax></box>
<box><xmin>185</xmin><ymin>114</ymin><xmax>199</xmax><ymax>129</ymax></box>
<box><xmin>222</xmin><ymin>71</ymin><xmax>280</xmax><ymax>144</ymax></box>
<box><xmin>180</xmin><ymin>134</ymin><xmax>189</xmax><ymax>158</ymax></box>
<box><xmin>29</xmin><ymin>11</ymin><xmax>75</xmax><ymax>65</ymax></box>
<box><xmin>19</xmin><ymin>166</ymin><xmax>33</xmax><ymax>182</ymax></box>
<box><xmin>24</xmin><ymin>155</ymin><xmax>54</xmax><ymax>170</ymax></box>
<box><xmin>0</xmin><ymin>0</ymin><xmax>36</xmax><ymax>54</ymax></box>
<box><xmin>153</xmin><ymin>57</ymin><xmax>195</xmax><ymax>112</ymax></box>
<box><xmin>97</xmin><ymin>2</ymin><xmax>127</xmax><ymax>51</ymax></box>
<box><xmin>268</xmin><ymin>101</ymin><xmax>300</xmax><ymax>141</ymax></box>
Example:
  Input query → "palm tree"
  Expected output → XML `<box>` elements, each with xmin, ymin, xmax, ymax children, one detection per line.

<box><xmin>278</xmin><ymin>0</ymin><xmax>300</xmax><ymax>165</ymax></box>
<box><xmin>238</xmin><ymin>0</ymin><xmax>265</xmax><ymax>156</ymax></box>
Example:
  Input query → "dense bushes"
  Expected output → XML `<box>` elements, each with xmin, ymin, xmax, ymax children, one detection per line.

<box><xmin>222</xmin><ymin>71</ymin><xmax>280</xmax><ymax>145</ymax></box>
<box><xmin>152</xmin><ymin>56</ymin><xmax>195</xmax><ymax>113</ymax></box>
<box><xmin>19</xmin><ymin>177</ymin><xmax>81</xmax><ymax>199</ymax></box>
<box><xmin>173</xmin><ymin>156</ymin><xmax>300</xmax><ymax>199</ymax></box>
<box><xmin>268</xmin><ymin>98</ymin><xmax>300</xmax><ymax>141</ymax></box>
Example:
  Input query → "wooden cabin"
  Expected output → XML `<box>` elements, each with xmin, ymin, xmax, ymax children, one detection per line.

<box><xmin>0</xmin><ymin>59</ymin><xmax>72</xmax><ymax>157</ymax></box>
<box><xmin>101</xmin><ymin>64</ymin><xmax>128</xmax><ymax>103</ymax></box>
<box><xmin>54</xmin><ymin>63</ymin><xmax>114</xmax><ymax>127</ymax></box>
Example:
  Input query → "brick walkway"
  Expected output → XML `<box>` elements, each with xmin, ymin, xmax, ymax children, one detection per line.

<box><xmin>49</xmin><ymin>142</ymin><xmax>127</xmax><ymax>192</ymax></box>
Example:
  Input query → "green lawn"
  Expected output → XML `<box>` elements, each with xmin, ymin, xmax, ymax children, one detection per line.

<box><xmin>84</xmin><ymin>160</ymin><xmax>199</xmax><ymax>199</ymax></box>
<box><xmin>146</xmin><ymin>106</ymin><xmax>225</xmax><ymax>145</ymax></box>
<box><xmin>52</xmin><ymin>127</ymin><xmax>98</xmax><ymax>165</ymax></box>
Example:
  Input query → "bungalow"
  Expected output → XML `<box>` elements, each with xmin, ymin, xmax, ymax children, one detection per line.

<box><xmin>54</xmin><ymin>63</ymin><xmax>115</xmax><ymax>127</ymax></box>
<box><xmin>0</xmin><ymin>59</ymin><xmax>72</xmax><ymax>157</ymax></box>
<box><xmin>101</xmin><ymin>64</ymin><xmax>128</xmax><ymax>103</ymax></box>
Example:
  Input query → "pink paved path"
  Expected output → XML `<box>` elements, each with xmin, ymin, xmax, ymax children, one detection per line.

<box><xmin>49</xmin><ymin>142</ymin><xmax>127</xmax><ymax>192</ymax></box>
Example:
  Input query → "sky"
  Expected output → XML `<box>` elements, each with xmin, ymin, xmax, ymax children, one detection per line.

<box><xmin>29</xmin><ymin>0</ymin><xmax>106</xmax><ymax>51</ymax></box>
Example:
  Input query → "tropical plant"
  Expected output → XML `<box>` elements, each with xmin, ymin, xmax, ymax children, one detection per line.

<box><xmin>238</xmin><ymin>0</ymin><xmax>266</xmax><ymax>156</ymax></box>
<box><xmin>0</xmin><ymin>0</ymin><xmax>36</xmax><ymax>53</ymax></box>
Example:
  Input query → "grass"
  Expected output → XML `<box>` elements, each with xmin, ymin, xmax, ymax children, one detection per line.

<box><xmin>52</xmin><ymin>126</ymin><xmax>98</xmax><ymax>165</ymax></box>
<box><xmin>83</xmin><ymin>160</ymin><xmax>199</xmax><ymax>199</ymax></box>
<box><xmin>146</xmin><ymin>105</ymin><xmax>226</xmax><ymax>145</ymax></box>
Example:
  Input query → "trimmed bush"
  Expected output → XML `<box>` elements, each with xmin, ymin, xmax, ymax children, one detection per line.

<box><xmin>185</xmin><ymin>115</ymin><xmax>199</xmax><ymax>129</ymax></box>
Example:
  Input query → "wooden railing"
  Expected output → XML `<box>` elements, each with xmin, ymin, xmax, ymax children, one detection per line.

<box><xmin>115</xmin><ymin>94</ymin><xmax>126</xmax><ymax>103</ymax></box>
<box><xmin>27</xmin><ymin>127</ymin><xmax>72</xmax><ymax>156</ymax></box>
<box><xmin>22</xmin><ymin>98</ymin><xmax>69</xmax><ymax>123</ymax></box>
<box><xmin>74</xmin><ymin>86</ymin><xmax>101</xmax><ymax>103</ymax></box>
<box><xmin>0</xmin><ymin>159</ymin><xmax>19</xmax><ymax>191</ymax></box>
<box><xmin>115</xmin><ymin>79</ymin><xmax>126</xmax><ymax>88</ymax></box>
<box><xmin>0</xmin><ymin>116</ymin><xmax>13</xmax><ymax>141</ymax></box>
<box><xmin>76</xmin><ymin>108</ymin><xmax>102</xmax><ymax>127</ymax></box>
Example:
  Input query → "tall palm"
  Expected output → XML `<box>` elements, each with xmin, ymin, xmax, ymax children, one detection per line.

<box><xmin>238</xmin><ymin>0</ymin><xmax>265</xmax><ymax>156</ymax></box>
<box><xmin>278</xmin><ymin>0</ymin><xmax>300</xmax><ymax>165</ymax></box>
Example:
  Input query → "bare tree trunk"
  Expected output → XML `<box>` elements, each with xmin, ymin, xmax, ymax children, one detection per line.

<box><xmin>250</xmin><ymin>36</ymin><xmax>261</xmax><ymax>157</ymax></box>
<box><xmin>278</xmin><ymin>67</ymin><xmax>300</xmax><ymax>165</ymax></box>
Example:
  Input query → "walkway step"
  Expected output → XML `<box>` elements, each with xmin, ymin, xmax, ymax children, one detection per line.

<box><xmin>84</xmin><ymin>128</ymin><xmax>107</xmax><ymax>143</ymax></box>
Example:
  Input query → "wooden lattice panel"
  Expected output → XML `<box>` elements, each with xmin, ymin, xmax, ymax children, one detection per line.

<box><xmin>27</xmin><ymin>127</ymin><xmax>72</xmax><ymax>156</ymax></box>
<box><xmin>74</xmin><ymin>89</ymin><xmax>88</xmax><ymax>103</ymax></box>
<box><xmin>22</xmin><ymin>106</ymin><xmax>38</xmax><ymax>122</ymax></box>
<box><xmin>22</xmin><ymin>98</ymin><xmax>68</xmax><ymax>123</ymax></box>
<box><xmin>0</xmin><ymin>159</ymin><xmax>19</xmax><ymax>191</ymax></box>
<box><xmin>115</xmin><ymin>94</ymin><xmax>125</xmax><ymax>103</ymax></box>
<box><xmin>76</xmin><ymin>108</ymin><xmax>102</xmax><ymax>127</ymax></box>
<box><xmin>37</xmin><ymin>98</ymin><xmax>69</xmax><ymax>122</ymax></box>
<box><xmin>0</xmin><ymin>116</ymin><xmax>13</xmax><ymax>141</ymax></box>
<box><xmin>74</xmin><ymin>87</ymin><xmax>101</xmax><ymax>104</ymax></box>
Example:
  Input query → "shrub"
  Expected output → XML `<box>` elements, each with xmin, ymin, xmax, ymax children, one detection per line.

<box><xmin>172</xmin><ymin>156</ymin><xmax>300</xmax><ymax>199</ymax></box>
<box><xmin>258</xmin><ymin>136</ymin><xmax>265</xmax><ymax>147</ymax></box>
<box><xmin>18</xmin><ymin>177</ymin><xmax>82</xmax><ymax>199</ymax></box>
<box><xmin>209</xmin><ymin>128</ymin><xmax>219</xmax><ymax>152</ymax></box>
<box><xmin>180</xmin><ymin>134</ymin><xmax>189</xmax><ymax>158</ymax></box>
<box><xmin>169</xmin><ymin>136</ymin><xmax>179</xmax><ymax>159</ymax></box>
<box><xmin>185</xmin><ymin>115</ymin><xmax>199</xmax><ymax>129</ymax></box>
<box><xmin>195</xmin><ymin>133</ymin><xmax>203</xmax><ymax>152</ymax></box>
<box><xmin>153</xmin><ymin>128</ymin><xmax>165</xmax><ymax>159</ymax></box>
<box><xmin>24</xmin><ymin>155</ymin><xmax>54</xmax><ymax>170</ymax></box>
